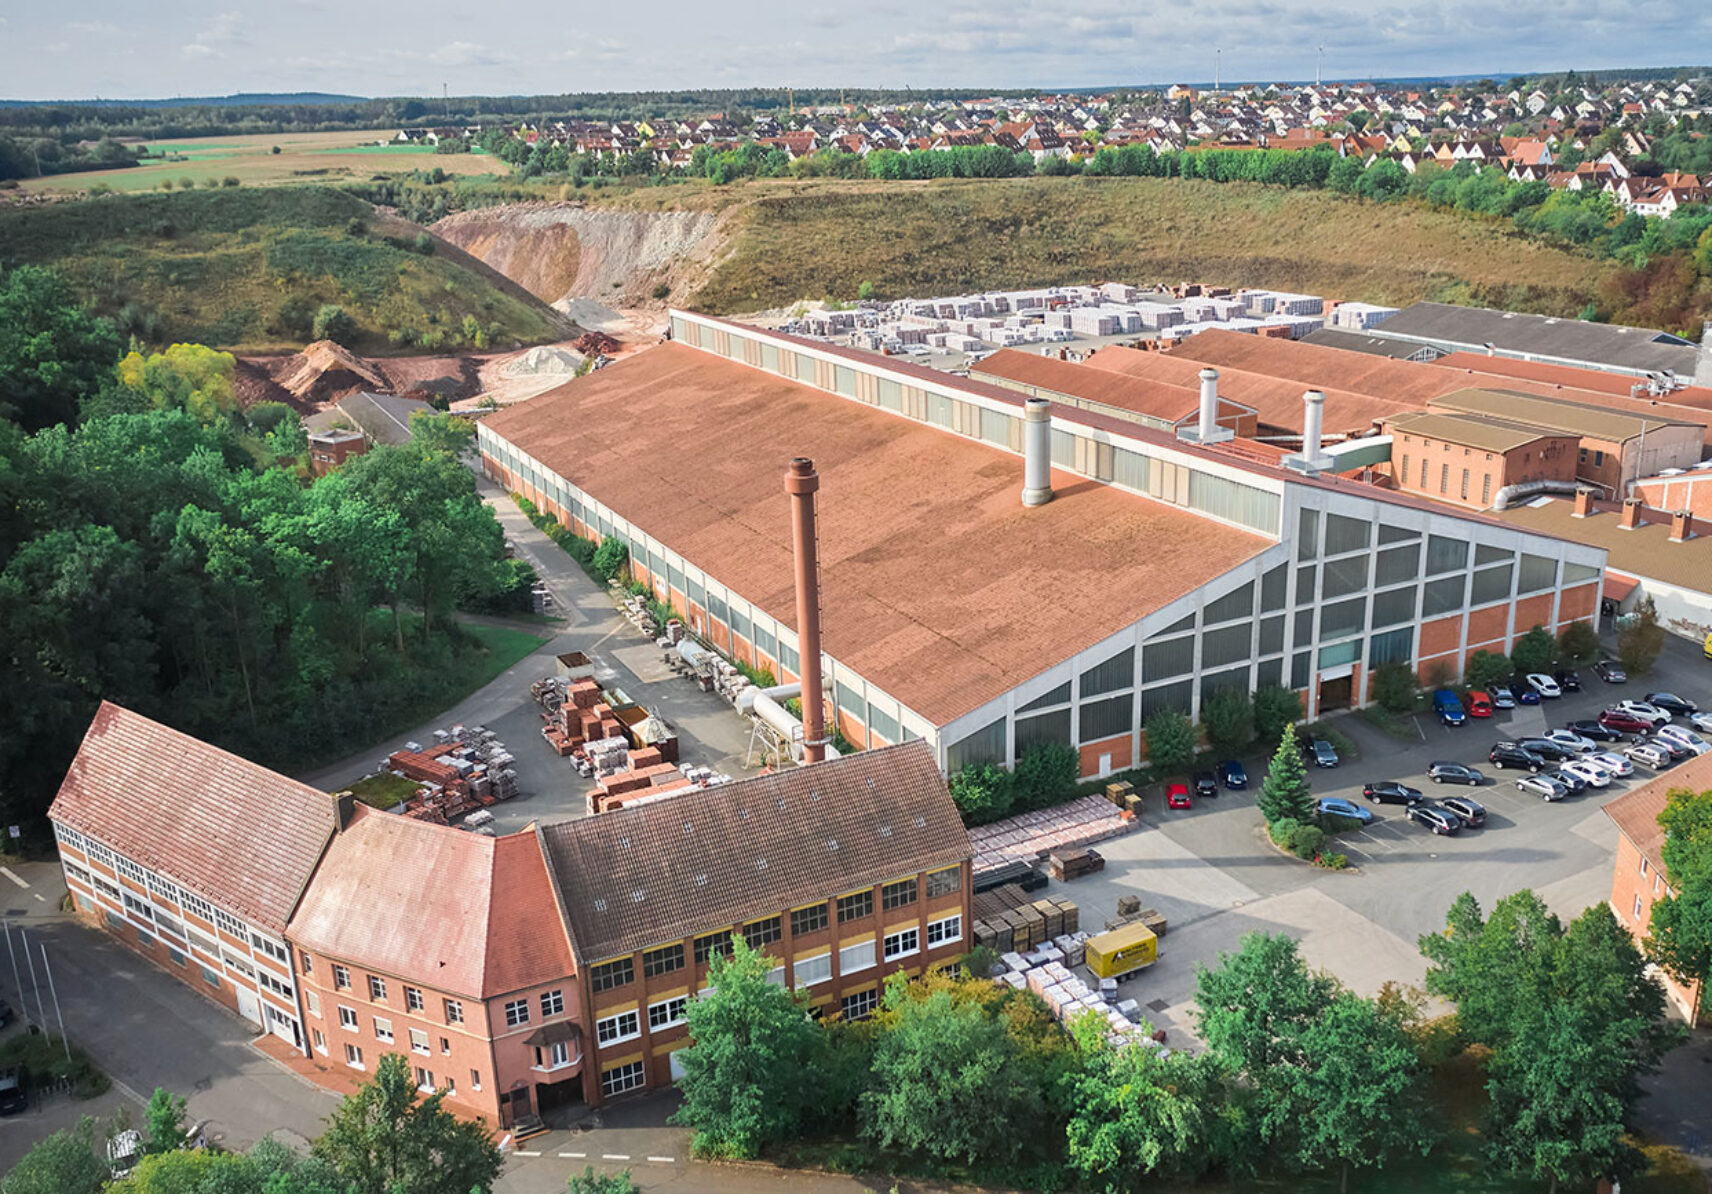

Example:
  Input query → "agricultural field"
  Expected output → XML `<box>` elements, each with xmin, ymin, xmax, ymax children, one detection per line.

<box><xmin>18</xmin><ymin>129</ymin><xmax>508</xmax><ymax>194</ymax></box>
<box><xmin>626</xmin><ymin>175</ymin><xmax>1617</xmax><ymax>317</ymax></box>
<box><xmin>0</xmin><ymin>186</ymin><xmax>567</xmax><ymax>352</ymax></box>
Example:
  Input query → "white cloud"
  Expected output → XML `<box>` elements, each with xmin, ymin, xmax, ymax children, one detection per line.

<box><xmin>182</xmin><ymin>10</ymin><xmax>245</xmax><ymax>59</ymax></box>
<box><xmin>427</xmin><ymin>40</ymin><xmax>510</xmax><ymax>68</ymax></box>
<box><xmin>66</xmin><ymin>21</ymin><xmax>121</xmax><ymax>35</ymax></box>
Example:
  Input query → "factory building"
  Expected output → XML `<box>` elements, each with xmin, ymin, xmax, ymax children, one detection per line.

<box><xmin>478</xmin><ymin>311</ymin><xmax>1608</xmax><ymax>780</ymax></box>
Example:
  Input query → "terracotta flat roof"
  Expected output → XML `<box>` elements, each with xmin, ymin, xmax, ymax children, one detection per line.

<box><xmin>971</xmin><ymin>349</ymin><xmax>1207</xmax><ymax>424</ymax></box>
<box><xmin>1603</xmin><ymin>571</ymin><xmax>1640</xmax><ymax>600</ymax></box>
<box><xmin>1604</xmin><ymin>751</ymin><xmax>1712</xmax><ymax>871</ymax></box>
<box><xmin>1088</xmin><ymin>342</ymin><xmax>1418</xmax><ymax>436</ymax></box>
<box><xmin>538</xmin><ymin>742</ymin><xmax>970</xmax><ymax>963</ymax></box>
<box><xmin>1434</xmin><ymin>352</ymin><xmax>1712</xmax><ymax>412</ymax></box>
<box><xmin>1156</xmin><ymin>329</ymin><xmax>1462</xmax><ymax>405</ymax></box>
<box><xmin>50</xmin><ymin>703</ymin><xmax>335</xmax><ymax>933</ymax></box>
<box><xmin>1382</xmin><ymin>410</ymin><xmax>1573</xmax><ymax>454</ymax></box>
<box><xmin>287</xmin><ymin>806</ymin><xmax>575</xmax><ymax>999</ymax></box>
<box><xmin>1431</xmin><ymin>387</ymin><xmax>1702</xmax><ymax>443</ymax></box>
<box><xmin>1493</xmin><ymin>497</ymin><xmax>1711</xmax><ymax>594</ymax></box>
<box><xmin>482</xmin><ymin>341</ymin><xmax>1272</xmax><ymax>725</ymax></box>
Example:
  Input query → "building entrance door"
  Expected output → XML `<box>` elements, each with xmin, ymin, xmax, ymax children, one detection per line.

<box><xmin>235</xmin><ymin>987</ymin><xmax>262</xmax><ymax>1026</ymax></box>
<box><xmin>1318</xmin><ymin>675</ymin><xmax>1354</xmax><ymax>712</ymax></box>
<box><xmin>264</xmin><ymin>1004</ymin><xmax>300</xmax><ymax>1048</ymax></box>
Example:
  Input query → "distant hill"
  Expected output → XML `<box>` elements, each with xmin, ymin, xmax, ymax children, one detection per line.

<box><xmin>0</xmin><ymin>187</ymin><xmax>569</xmax><ymax>353</ymax></box>
<box><xmin>0</xmin><ymin>92</ymin><xmax>369</xmax><ymax>108</ymax></box>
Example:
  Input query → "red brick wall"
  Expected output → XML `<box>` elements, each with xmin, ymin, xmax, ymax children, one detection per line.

<box><xmin>1635</xmin><ymin>474</ymin><xmax>1712</xmax><ymax>520</ymax></box>
<box><xmin>1078</xmin><ymin>735</ymin><xmax>1132</xmax><ymax>778</ymax></box>
<box><xmin>1557</xmin><ymin>584</ymin><xmax>1598</xmax><ymax>626</ymax></box>
<box><xmin>1466</xmin><ymin>605</ymin><xmax>1510</xmax><ymax>651</ymax></box>
<box><xmin>1417</xmin><ymin>614</ymin><xmax>1463</xmax><ymax>660</ymax></box>
<box><xmin>1510</xmin><ymin>593</ymin><xmax>1555</xmax><ymax>642</ymax></box>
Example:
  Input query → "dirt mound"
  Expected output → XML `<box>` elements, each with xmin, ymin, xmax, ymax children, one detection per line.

<box><xmin>433</xmin><ymin>203</ymin><xmax>726</xmax><ymax>308</ymax></box>
<box><xmin>500</xmin><ymin>345</ymin><xmax>584</xmax><ymax>380</ymax></box>
<box><xmin>572</xmin><ymin>331</ymin><xmax>622</xmax><ymax>356</ymax></box>
<box><xmin>272</xmin><ymin>340</ymin><xmax>390</xmax><ymax>405</ymax></box>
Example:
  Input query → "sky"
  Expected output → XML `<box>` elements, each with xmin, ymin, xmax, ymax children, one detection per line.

<box><xmin>1</xmin><ymin>0</ymin><xmax>1708</xmax><ymax>102</ymax></box>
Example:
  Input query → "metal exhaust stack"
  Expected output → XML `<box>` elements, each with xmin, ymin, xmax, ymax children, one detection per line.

<box><xmin>1021</xmin><ymin>398</ymin><xmax>1053</xmax><ymax>507</ymax></box>
<box><xmin>1282</xmin><ymin>389</ymin><xmax>1334</xmax><ymax>475</ymax></box>
<box><xmin>1178</xmin><ymin>367</ymin><xmax>1233</xmax><ymax>445</ymax></box>
<box><xmin>785</xmin><ymin>457</ymin><xmax>828</xmax><ymax>764</ymax></box>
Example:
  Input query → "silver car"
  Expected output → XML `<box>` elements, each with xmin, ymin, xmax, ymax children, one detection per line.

<box><xmin>1589</xmin><ymin>750</ymin><xmax>1634</xmax><ymax>778</ymax></box>
<box><xmin>1626</xmin><ymin>741</ymin><xmax>1673</xmax><ymax>769</ymax></box>
<box><xmin>1516</xmin><ymin>773</ymin><xmax>1569</xmax><ymax>801</ymax></box>
<box><xmin>1656</xmin><ymin>725</ymin><xmax>1710</xmax><ymax>756</ymax></box>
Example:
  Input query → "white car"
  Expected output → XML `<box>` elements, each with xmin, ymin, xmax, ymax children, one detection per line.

<box><xmin>1542</xmin><ymin>729</ymin><xmax>1597</xmax><ymax>754</ymax></box>
<box><xmin>1589</xmin><ymin>751</ymin><xmax>1634</xmax><ymax>778</ymax></box>
<box><xmin>1526</xmin><ymin>673</ymin><xmax>1563</xmax><ymax>698</ymax></box>
<box><xmin>1612</xmin><ymin>700</ymin><xmax>1671</xmax><ymax>727</ymax></box>
<box><xmin>1691</xmin><ymin>711</ymin><xmax>1712</xmax><ymax>734</ymax></box>
<box><xmin>1656</xmin><ymin>725</ymin><xmax>1710</xmax><ymax>756</ymax></box>
<box><xmin>1559</xmin><ymin>759</ymin><xmax>1613</xmax><ymax>788</ymax></box>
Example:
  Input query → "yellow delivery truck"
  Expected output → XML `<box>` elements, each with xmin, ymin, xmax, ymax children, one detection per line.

<box><xmin>1085</xmin><ymin>922</ymin><xmax>1158</xmax><ymax>982</ymax></box>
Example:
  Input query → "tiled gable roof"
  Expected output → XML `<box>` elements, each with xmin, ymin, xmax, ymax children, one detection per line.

<box><xmin>49</xmin><ymin>702</ymin><xmax>334</xmax><ymax>933</ymax></box>
<box><xmin>1603</xmin><ymin>752</ymin><xmax>1712</xmax><ymax>871</ymax></box>
<box><xmin>539</xmin><ymin>743</ymin><xmax>969</xmax><ymax>963</ymax></box>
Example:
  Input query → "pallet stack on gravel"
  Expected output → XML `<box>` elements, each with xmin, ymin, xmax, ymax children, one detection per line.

<box><xmin>994</xmin><ymin>952</ymin><xmax>1147</xmax><ymax>1048</ymax></box>
<box><xmin>969</xmin><ymin>796</ymin><xmax>1136</xmax><ymax>887</ymax></box>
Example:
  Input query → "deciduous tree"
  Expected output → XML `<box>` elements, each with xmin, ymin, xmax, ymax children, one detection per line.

<box><xmin>1252</xmin><ymin>683</ymin><xmax>1303</xmax><ymax>744</ymax></box>
<box><xmin>1201</xmin><ymin>688</ymin><xmax>1254</xmax><ymax>758</ymax></box>
<box><xmin>312</xmin><ymin>1052</ymin><xmax>502</xmax><ymax>1194</ymax></box>
<box><xmin>1464</xmin><ymin>649</ymin><xmax>1512</xmax><ymax>691</ymax></box>
<box><xmin>0</xmin><ymin>1116</ymin><xmax>107</xmax><ymax>1194</ymax></box>
<box><xmin>1617</xmin><ymin>597</ymin><xmax>1665</xmax><ymax>676</ymax></box>
<box><xmin>1144</xmin><ymin>708</ymin><xmax>1196</xmax><ymax>777</ymax></box>
<box><xmin>0</xmin><ymin>264</ymin><xmax>122</xmax><ymax>431</ymax></box>
<box><xmin>1646</xmin><ymin>787</ymin><xmax>1712</xmax><ymax>1020</ymax></box>
<box><xmin>1557</xmin><ymin>619</ymin><xmax>1602</xmax><ymax>668</ymax></box>
<box><xmin>1510</xmin><ymin>624</ymin><xmax>1558</xmax><ymax>675</ymax></box>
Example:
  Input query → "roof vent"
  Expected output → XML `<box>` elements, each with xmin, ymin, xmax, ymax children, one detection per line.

<box><xmin>827</xmin><ymin>838</ymin><xmax>839</xmax><ymax>852</ymax></box>
<box><xmin>756</xmin><ymin>858</ymin><xmax>769</xmax><ymax>872</ymax></box>
<box><xmin>809</xmin><ymin>789</ymin><xmax>820</xmax><ymax>802</ymax></box>
<box><xmin>914</xmin><ymin>815</ymin><xmax>926</xmax><ymax>828</ymax></box>
<box><xmin>878</xmin><ymin>825</ymin><xmax>893</xmax><ymax>838</ymax></box>
<box><xmin>618</xmin><ymin>835</ymin><xmax>631</xmax><ymax>849</ymax></box>
<box><xmin>593</xmin><ymin>897</ymin><xmax>608</xmax><ymax>912</ymax></box>
<box><xmin>630</xmin><ymin>888</ymin><xmax>646</xmax><ymax>903</ymax></box>
<box><xmin>695</xmin><ymin>873</ymin><xmax>708</xmax><ymax>886</ymax></box>
<box><xmin>683</xmin><ymin>821</ymin><xmax>693</xmax><ymax>835</ymax></box>
<box><xmin>739</xmin><ymin>807</ymin><xmax>749</xmax><ymax>819</ymax></box>
<box><xmin>777</xmin><ymin>797</ymin><xmax>787</xmax><ymax>811</ymax></box>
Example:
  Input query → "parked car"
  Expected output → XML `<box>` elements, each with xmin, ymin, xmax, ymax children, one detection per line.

<box><xmin>1625</xmin><ymin>741</ymin><xmax>1674</xmax><ymax>769</ymax></box>
<box><xmin>1546</xmin><ymin>767</ymin><xmax>1587</xmax><ymax>794</ymax></box>
<box><xmin>1559</xmin><ymin>759</ymin><xmax>1613</xmax><ymax>788</ymax></box>
<box><xmin>1488</xmin><ymin>742</ymin><xmax>1545</xmax><ymax>772</ymax></box>
<box><xmin>1433</xmin><ymin>688</ymin><xmax>1467</xmax><ymax>726</ymax></box>
<box><xmin>1439</xmin><ymin>795</ymin><xmax>1487</xmax><ymax>828</ymax></box>
<box><xmin>1427</xmin><ymin>762</ymin><xmax>1485</xmax><ymax>786</ymax></box>
<box><xmin>1593</xmin><ymin>659</ymin><xmax>1628</xmax><ymax>683</ymax></box>
<box><xmin>1599</xmin><ymin>708</ymin><xmax>1655</xmax><ymax>734</ymax></box>
<box><xmin>1612</xmin><ymin>700</ymin><xmax>1671</xmax><ymax>727</ymax></box>
<box><xmin>1554</xmin><ymin>669</ymin><xmax>1583</xmax><ymax>692</ymax></box>
<box><xmin>1310</xmin><ymin>738</ymin><xmax>1339</xmax><ymax>768</ymax></box>
<box><xmin>1408</xmin><ymin>804</ymin><xmax>1462</xmax><ymax>835</ymax></box>
<box><xmin>1218</xmin><ymin>760</ymin><xmax>1248</xmax><ymax>789</ymax></box>
<box><xmin>1589</xmin><ymin>750</ymin><xmax>1634</xmax><ymax>778</ymax></box>
<box><xmin>1517</xmin><ymin>773</ymin><xmax>1570</xmax><ymax>801</ymax></box>
<box><xmin>1565</xmin><ymin>719</ymin><xmax>1626</xmax><ymax>743</ymax></box>
<box><xmin>1657</xmin><ymin>725</ymin><xmax>1711</xmax><ymax>756</ymax></box>
<box><xmin>1318</xmin><ymin>797</ymin><xmax>1374</xmax><ymax>825</ymax></box>
<box><xmin>0</xmin><ymin>1000</ymin><xmax>11</xmax><ymax>1030</ymax></box>
<box><xmin>1690</xmin><ymin>711</ymin><xmax>1712</xmax><ymax>734</ymax></box>
<box><xmin>1510</xmin><ymin>677</ymin><xmax>1542</xmax><ymax>705</ymax></box>
<box><xmin>1542</xmin><ymin>729</ymin><xmax>1597</xmax><ymax>754</ymax></box>
<box><xmin>1364</xmin><ymin>780</ymin><xmax>1424</xmax><ymax>804</ymax></box>
<box><xmin>1516</xmin><ymin>737</ymin><xmax>1576</xmax><ymax>761</ymax></box>
<box><xmin>1646</xmin><ymin>734</ymin><xmax>1692</xmax><ymax>761</ymax></box>
<box><xmin>0</xmin><ymin>1067</ymin><xmax>25</xmax><ymax>1117</ymax></box>
<box><xmin>1645</xmin><ymin>692</ymin><xmax>1699</xmax><ymax>717</ymax></box>
<box><xmin>1488</xmin><ymin>683</ymin><xmax>1517</xmax><ymax>709</ymax></box>
<box><xmin>1465</xmin><ymin>690</ymin><xmax>1494</xmax><ymax>718</ymax></box>
<box><xmin>1166</xmin><ymin>783</ymin><xmax>1192</xmax><ymax>810</ymax></box>
<box><xmin>1525</xmin><ymin>673</ymin><xmax>1563</xmax><ymax>699</ymax></box>
<box><xmin>1193</xmin><ymin>771</ymin><xmax>1219</xmax><ymax>799</ymax></box>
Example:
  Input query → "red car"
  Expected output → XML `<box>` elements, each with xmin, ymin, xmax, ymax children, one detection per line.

<box><xmin>1599</xmin><ymin>708</ymin><xmax>1652</xmax><ymax>734</ymax></box>
<box><xmin>1465</xmin><ymin>691</ymin><xmax>1493</xmax><ymax>718</ymax></box>
<box><xmin>1166</xmin><ymin>782</ymin><xmax>1192</xmax><ymax>810</ymax></box>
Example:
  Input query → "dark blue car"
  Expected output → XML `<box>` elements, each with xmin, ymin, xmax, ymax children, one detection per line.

<box><xmin>1218</xmin><ymin>760</ymin><xmax>1248</xmax><ymax>789</ymax></box>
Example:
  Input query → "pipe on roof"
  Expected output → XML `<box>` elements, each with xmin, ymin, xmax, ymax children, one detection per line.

<box><xmin>1198</xmin><ymin>368</ymin><xmax>1219</xmax><ymax>439</ymax></box>
<box><xmin>1021</xmin><ymin>397</ymin><xmax>1053</xmax><ymax>507</ymax></box>
<box><xmin>785</xmin><ymin>458</ymin><xmax>829</xmax><ymax>764</ymax></box>
<box><xmin>1491</xmin><ymin>478</ymin><xmax>1595</xmax><ymax>510</ymax></box>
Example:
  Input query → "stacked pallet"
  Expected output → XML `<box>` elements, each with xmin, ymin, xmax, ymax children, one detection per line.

<box><xmin>971</xmin><ymin>886</ymin><xmax>1078</xmax><ymax>955</ymax></box>
<box><xmin>998</xmin><ymin>956</ymin><xmax>1147</xmax><ymax>1048</ymax></box>
<box><xmin>1048</xmin><ymin>848</ymin><xmax>1104</xmax><ymax>881</ymax></box>
<box><xmin>969</xmin><ymin>796</ymin><xmax>1134</xmax><ymax>885</ymax></box>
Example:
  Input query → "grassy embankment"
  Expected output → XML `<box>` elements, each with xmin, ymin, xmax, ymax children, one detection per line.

<box><xmin>610</xmin><ymin>175</ymin><xmax>1617</xmax><ymax>318</ymax></box>
<box><xmin>0</xmin><ymin>186</ymin><xmax>566</xmax><ymax>352</ymax></box>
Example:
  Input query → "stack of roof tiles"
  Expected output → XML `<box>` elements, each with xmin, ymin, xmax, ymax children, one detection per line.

<box><xmin>967</xmin><ymin>796</ymin><xmax>1133</xmax><ymax>880</ymax></box>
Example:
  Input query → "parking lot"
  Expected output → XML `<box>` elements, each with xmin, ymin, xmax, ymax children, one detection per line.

<box><xmin>1044</xmin><ymin>634</ymin><xmax>1712</xmax><ymax>1045</ymax></box>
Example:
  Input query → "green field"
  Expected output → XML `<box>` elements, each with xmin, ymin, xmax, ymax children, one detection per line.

<box><xmin>670</xmin><ymin>176</ymin><xmax>1615</xmax><ymax>317</ymax></box>
<box><xmin>0</xmin><ymin>186</ymin><xmax>567</xmax><ymax>352</ymax></box>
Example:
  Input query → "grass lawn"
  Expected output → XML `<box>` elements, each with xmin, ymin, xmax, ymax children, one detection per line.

<box><xmin>346</xmin><ymin>772</ymin><xmax>422</xmax><ymax>810</ymax></box>
<box><xmin>0</xmin><ymin>1029</ymin><xmax>109</xmax><ymax>1099</ymax></box>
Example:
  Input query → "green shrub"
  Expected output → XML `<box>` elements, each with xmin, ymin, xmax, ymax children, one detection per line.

<box><xmin>1012</xmin><ymin>741</ymin><xmax>1079</xmax><ymax>812</ymax></box>
<box><xmin>652</xmin><ymin>282</ymin><xmax>671</xmax><ymax>299</ymax></box>
<box><xmin>591</xmin><ymin>538</ymin><xmax>628</xmax><ymax>582</ymax></box>
<box><xmin>1289</xmin><ymin>823</ymin><xmax>1325</xmax><ymax>860</ymax></box>
<box><xmin>414</xmin><ymin>231</ymin><xmax>435</xmax><ymax>255</ymax></box>
<box><xmin>1322</xmin><ymin>813</ymin><xmax>1368</xmax><ymax>835</ymax></box>
<box><xmin>1316</xmin><ymin>851</ymin><xmax>1349</xmax><ymax>870</ymax></box>
<box><xmin>1268</xmin><ymin>817</ymin><xmax>1302</xmax><ymax>849</ymax></box>
<box><xmin>312</xmin><ymin>302</ymin><xmax>357</xmax><ymax>345</ymax></box>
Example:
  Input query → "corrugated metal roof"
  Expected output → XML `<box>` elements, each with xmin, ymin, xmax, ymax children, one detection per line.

<box><xmin>538</xmin><ymin>742</ymin><xmax>970</xmax><ymax>963</ymax></box>
<box><xmin>49</xmin><ymin>703</ymin><xmax>335</xmax><ymax>933</ymax></box>
<box><xmin>1373</xmin><ymin>302</ymin><xmax>1698</xmax><ymax>375</ymax></box>
<box><xmin>1430</xmin><ymin>387</ymin><xmax>1701</xmax><ymax>443</ymax></box>
<box><xmin>1382</xmin><ymin>410</ymin><xmax>1571</xmax><ymax>454</ymax></box>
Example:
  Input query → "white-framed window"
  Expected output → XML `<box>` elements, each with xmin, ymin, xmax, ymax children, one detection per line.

<box><xmin>926</xmin><ymin>915</ymin><xmax>963</xmax><ymax>948</ymax></box>
<box><xmin>214</xmin><ymin>908</ymin><xmax>247</xmax><ymax>939</ymax></box>
<box><xmin>338</xmin><ymin>1006</ymin><xmax>357</xmax><ymax>1031</ymax></box>
<box><xmin>883</xmin><ymin>928</ymin><xmax>919</xmax><ymax>961</ymax></box>
<box><xmin>841</xmin><ymin>989</ymin><xmax>879</xmax><ymax>1020</ymax></box>
<box><xmin>414</xmin><ymin>1066</ymin><xmax>435</xmax><ymax>1092</ymax></box>
<box><xmin>332</xmin><ymin>964</ymin><xmax>350</xmax><ymax>991</ymax></box>
<box><xmin>53</xmin><ymin>822</ymin><xmax>87</xmax><ymax>852</ymax></box>
<box><xmin>345</xmin><ymin>1043</ymin><xmax>364</xmax><ymax>1070</ymax></box>
<box><xmin>504</xmin><ymin>999</ymin><xmax>529</xmax><ymax>1027</ymax></box>
<box><xmin>368</xmin><ymin>976</ymin><xmax>387</xmax><ymax>1002</ymax></box>
<box><xmin>535</xmin><ymin>1040</ymin><xmax>575</xmax><ymax>1070</ymax></box>
<box><xmin>794</xmin><ymin>952</ymin><xmax>833</xmax><ymax>988</ymax></box>
<box><xmin>312</xmin><ymin>1029</ymin><xmax>326</xmax><ymax>1055</ymax></box>
<box><xmin>249</xmin><ymin>933</ymin><xmax>289</xmax><ymax>966</ymax></box>
<box><xmin>257</xmin><ymin>969</ymin><xmax>292</xmax><ymax>999</ymax></box>
<box><xmin>648</xmin><ymin>996</ymin><xmax>688</xmax><ymax>1030</ymax></box>
<box><xmin>1641</xmin><ymin>857</ymin><xmax>1650</xmax><ymax>876</ymax></box>
<box><xmin>180</xmin><ymin>892</ymin><xmax>214</xmax><ymax>923</ymax></box>
<box><xmin>63</xmin><ymin>861</ymin><xmax>92</xmax><ymax>887</ymax></box>
<box><xmin>601</xmin><ymin>1061</ymin><xmax>646</xmax><ymax>1097</ymax></box>
<box><xmin>839</xmin><ymin>939</ymin><xmax>875</xmax><ymax>974</ymax></box>
<box><xmin>541</xmin><ymin>989</ymin><xmax>564</xmax><ymax>1017</ymax></box>
<box><xmin>373</xmin><ymin>1018</ymin><xmax>393</xmax><ymax>1043</ymax></box>
<box><xmin>596</xmin><ymin>1009</ymin><xmax>640</xmax><ymax>1046</ymax></box>
<box><xmin>405</xmin><ymin>987</ymin><xmax>424</xmax><ymax>1012</ymax></box>
<box><xmin>441</xmin><ymin>1037</ymin><xmax>451</xmax><ymax>1056</ymax></box>
<box><xmin>470</xmin><ymin>1069</ymin><xmax>483</xmax><ymax>1092</ymax></box>
<box><xmin>1633</xmin><ymin>893</ymin><xmax>1644</xmax><ymax>920</ymax></box>
<box><xmin>410</xmin><ymin>1028</ymin><xmax>429</xmax><ymax>1055</ymax></box>
<box><xmin>147</xmin><ymin>873</ymin><xmax>182</xmax><ymax>907</ymax></box>
<box><xmin>114</xmin><ymin>854</ymin><xmax>148</xmax><ymax>885</ymax></box>
<box><xmin>444</xmin><ymin>999</ymin><xmax>464</xmax><ymax>1025</ymax></box>
<box><xmin>300</xmin><ymin>951</ymin><xmax>314</xmax><ymax>976</ymax></box>
<box><xmin>305</xmin><ymin>991</ymin><xmax>321</xmax><ymax>1018</ymax></box>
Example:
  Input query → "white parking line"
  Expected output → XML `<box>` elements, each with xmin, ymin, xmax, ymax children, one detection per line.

<box><xmin>515</xmin><ymin>1150</ymin><xmax>541</xmax><ymax>1157</ymax></box>
<box><xmin>647</xmin><ymin>1156</ymin><xmax>676</xmax><ymax>1163</ymax></box>
<box><xmin>0</xmin><ymin>868</ymin><xmax>28</xmax><ymax>889</ymax></box>
<box><xmin>602</xmin><ymin>1154</ymin><xmax>631</xmax><ymax>1161</ymax></box>
<box><xmin>560</xmin><ymin>1151</ymin><xmax>586</xmax><ymax>1158</ymax></box>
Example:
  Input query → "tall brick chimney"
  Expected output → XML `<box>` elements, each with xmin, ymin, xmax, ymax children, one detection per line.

<box><xmin>1670</xmin><ymin>509</ymin><xmax>1694</xmax><ymax>542</ymax></box>
<box><xmin>785</xmin><ymin>458</ymin><xmax>828</xmax><ymax>764</ymax></box>
<box><xmin>1619</xmin><ymin>497</ymin><xmax>1644</xmax><ymax>530</ymax></box>
<box><xmin>1572</xmin><ymin>488</ymin><xmax>1594</xmax><ymax>518</ymax></box>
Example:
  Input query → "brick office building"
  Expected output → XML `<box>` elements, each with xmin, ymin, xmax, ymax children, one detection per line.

<box><xmin>50</xmin><ymin>706</ymin><xmax>971</xmax><ymax>1120</ymax></box>
<box><xmin>1603</xmin><ymin>753</ymin><xmax>1710</xmax><ymax>1026</ymax></box>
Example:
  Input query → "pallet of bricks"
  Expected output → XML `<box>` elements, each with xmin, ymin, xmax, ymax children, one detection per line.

<box><xmin>1104</xmin><ymin>779</ymin><xmax>1143</xmax><ymax>818</ymax></box>
<box><xmin>1105</xmin><ymin>894</ymin><xmax>1169</xmax><ymax>938</ymax></box>
<box><xmin>995</xmin><ymin>955</ymin><xmax>1145</xmax><ymax>1048</ymax></box>
<box><xmin>971</xmin><ymin>883</ymin><xmax>1079</xmax><ymax>956</ymax></box>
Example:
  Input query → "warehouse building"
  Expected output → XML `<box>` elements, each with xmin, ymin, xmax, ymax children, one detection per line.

<box><xmin>49</xmin><ymin>707</ymin><xmax>969</xmax><ymax>1120</ymax></box>
<box><xmin>478</xmin><ymin>311</ymin><xmax>1609</xmax><ymax>779</ymax></box>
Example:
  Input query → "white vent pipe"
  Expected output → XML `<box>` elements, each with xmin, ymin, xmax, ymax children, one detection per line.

<box><xmin>1198</xmin><ymin>368</ymin><xmax>1219</xmax><ymax>439</ymax></box>
<box><xmin>1021</xmin><ymin>398</ymin><xmax>1053</xmax><ymax>507</ymax></box>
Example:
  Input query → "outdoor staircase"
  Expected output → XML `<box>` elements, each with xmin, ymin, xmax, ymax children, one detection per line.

<box><xmin>511</xmin><ymin>1114</ymin><xmax>549</xmax><ymax>1144</ymax></box>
